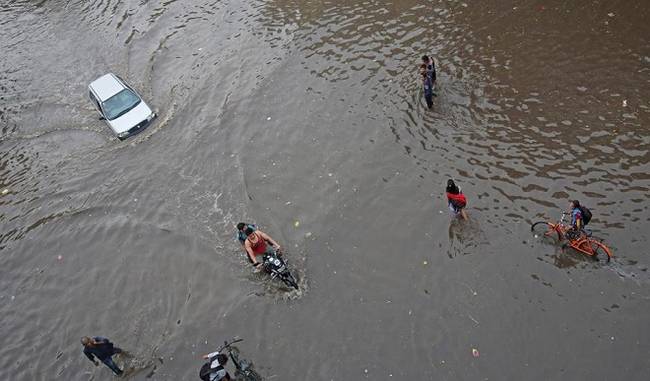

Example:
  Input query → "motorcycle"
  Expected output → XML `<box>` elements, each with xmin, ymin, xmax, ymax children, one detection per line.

<box><xmin>262</xmin><ymin>249</ymin><xmax>299</xmax><ymax>290</ymax></box>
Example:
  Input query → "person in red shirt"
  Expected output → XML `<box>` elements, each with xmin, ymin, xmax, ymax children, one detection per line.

<box><xmin>243</xmin><ymin>227</ymin><xmax>282</xmax><ymax>268</ymax></box>
<box><xmin>446</xmin><ymin>179</ymin><xmax>468</xmax><ymax>220</ymax></box>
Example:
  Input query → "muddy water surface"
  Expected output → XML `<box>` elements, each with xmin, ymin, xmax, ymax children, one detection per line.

<box><xmin>1</xmin><ymin>0</ymin><xmax>649</xmax><ymax>380</ymax></box>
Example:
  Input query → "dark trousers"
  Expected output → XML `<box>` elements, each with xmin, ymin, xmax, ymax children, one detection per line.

<box><xmin>101</xmin><ymin>356</ymin><xmax>123</xmax><ymax>376</ymax></box>
<box><xmin>424</xmin><ymin>92</ymin><xmax>433</xmax><ymax>108</ymax></box>
<box><xmin>424</xmin><ymin>85</ymin><xmax>434</xmax><ymax>108</ymax></box>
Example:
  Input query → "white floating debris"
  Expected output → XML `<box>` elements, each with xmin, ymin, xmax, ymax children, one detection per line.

<box><xmin>1</xmin><ymin>189</ymin><xmax>8</xmax><ymax>195</ymax></box>
<box><xmin>607</xmin><ymin>12</ymin><xmax>615</xmax><ymax>17</ymax></box>
<box><xmin>266</xmin><ymin>117</ymin><xmax>271</xmax><ymax>121</ymax></box>
<box><xmin>623</xmin><ymin>99</ymin><xmax>627</xmax><ymax>107</ymax></box>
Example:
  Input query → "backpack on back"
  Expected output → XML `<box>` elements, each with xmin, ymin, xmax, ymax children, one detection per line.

<box><xmin>200</xmin><ymin>362</ymin><xmax>227</xmax><ymax>381</ymax></box>
<box><xmin>199</xmin><ymin>363</ymin><xmax>212</xmax><ymax>381</ymax></box>
<box><xmin>580</xmin><ymin>206</ymin><xmax>592</xmax><ymax>225</ymax></box>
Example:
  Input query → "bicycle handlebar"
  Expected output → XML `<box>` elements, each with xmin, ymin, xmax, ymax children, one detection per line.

<box><xmin>216</xmin><ymin>338</ymin><xmax>243</xmax><ymax>353</ymax></box>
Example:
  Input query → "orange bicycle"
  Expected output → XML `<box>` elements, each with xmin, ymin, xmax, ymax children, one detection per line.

<box><xmin>531</xmin><ymin>212</ymin><xmax>613</xmax><ymax>262</ymax></box>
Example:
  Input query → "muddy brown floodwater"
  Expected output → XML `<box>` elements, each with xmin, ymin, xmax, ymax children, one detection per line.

<box><xmin>1</xmin><ymin>0</ymin><xmax>649</xmax><ymax>380</ymax></box>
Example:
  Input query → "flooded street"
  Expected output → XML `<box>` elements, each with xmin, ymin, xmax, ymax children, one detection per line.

<box><xmin>1</xmin><ymin>0</ymin><xmax>649</xmax><ymax>379</ymax></box>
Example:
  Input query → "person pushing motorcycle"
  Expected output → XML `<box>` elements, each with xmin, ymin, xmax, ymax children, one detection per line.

<box><xmin>243</xmin><ymin>227</ymin><xmax>282</xmax><ymax>268</ymax></box>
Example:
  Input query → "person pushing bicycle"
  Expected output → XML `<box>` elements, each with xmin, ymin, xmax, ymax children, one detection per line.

<box><xmin>200</xmin><ymin>352</ymin><xmax>232</xmax><ymax>381</ymax></box>
<box><xmin>566</xmin><ymin>200</ymin><xmax>589</xmax><ymax>240</ymax></box>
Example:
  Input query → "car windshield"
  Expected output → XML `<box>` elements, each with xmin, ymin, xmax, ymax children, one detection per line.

<box><xmin>102</xmin><ymin>89</ymin><xmax>141</xmax><ymax>120</ymax></box>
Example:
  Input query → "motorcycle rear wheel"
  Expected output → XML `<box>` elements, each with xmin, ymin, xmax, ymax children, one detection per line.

<box><xmin>282</xmin><ymin>272</ymin><xmax>299</xmax><ymax>290</ymax></box>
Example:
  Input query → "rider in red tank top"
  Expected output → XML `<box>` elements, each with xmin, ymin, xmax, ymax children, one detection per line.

<box><xmin>249</xmin><ymin>232</ymin><xmax>268</xmax><ymax>255</ymax></box>
<box><xmin>243</xmin><ymin>227</ymin><xmax>282</xmax><ymax>268</ymax></box>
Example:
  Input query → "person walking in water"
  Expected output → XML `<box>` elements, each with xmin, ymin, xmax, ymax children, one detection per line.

<box><xmin>420</xmin><ymin>55</ymin><xmax>437</xmax><ymax>108</ymax></box>
<box><xmin>244</xmin><ymin>227</ymin><xmax>282</xmax><ymax>268</ymax></box>
<box><xmin>446</xmin><ymin>179</ymin><xmax>468</xmax><ymax>220</ymax></box>
<box><xmin>81</xmin><ymin>336</ymin><xmax>123</xmax><ymax>376</ymax></box>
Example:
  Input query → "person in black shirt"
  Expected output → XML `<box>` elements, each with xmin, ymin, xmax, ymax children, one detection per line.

<box><xmin>81</xmin><ymin>336</ymin><xmax>123</xmax><ymax>376</ymax></box>
<box><xmin>420</xmin><ymin>55</ymin><xmax>437</xmax><ymax>108</ymax></box>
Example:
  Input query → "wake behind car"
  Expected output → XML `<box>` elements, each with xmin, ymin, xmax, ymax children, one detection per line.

<box><xmin>88</xmin><ymin>73</ymin><xmax>155</xmax><ymax>140</ymax></box>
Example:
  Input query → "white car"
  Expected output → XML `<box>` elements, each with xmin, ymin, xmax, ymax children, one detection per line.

<box><xmin>88</xmin><ymin>73</ymin><xmax>155</xmax><ymax>140</ymax></box>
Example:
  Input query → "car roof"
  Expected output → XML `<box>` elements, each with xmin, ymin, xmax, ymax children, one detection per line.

<box><xmin>89</xmin><ymin>73</ymin><xmax>126</xmax><ymax>101</ymax></box>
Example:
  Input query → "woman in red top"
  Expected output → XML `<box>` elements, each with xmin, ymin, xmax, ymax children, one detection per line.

<box><xmin>446</xmin><ymin>179</ymin><xmax>468</xmax><ymax>220</ymax></box>
<box><xmin>244</xmin><ymin>227</ymin><xmax>281</xmax><ymax>268</ymax></box>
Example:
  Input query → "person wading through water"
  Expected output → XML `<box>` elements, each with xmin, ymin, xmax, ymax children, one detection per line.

<box><xmin>420</xmin><ymin>55</ymin><xmax>437</xmax><ymax>109</ymax></box>
<box><xmin>446</xmin><ymin>179</ymin><xmax>468</xmax><ymax>220</ymax></box>
<box><xmin>243</xmin><ymin>227</ymin><xmax>282</xmax><ymax>270</ymax></box>
<box><xmin>81</xmin><ymin>336</ymin><xmax>124</xmax><ymax>376</ymax></box>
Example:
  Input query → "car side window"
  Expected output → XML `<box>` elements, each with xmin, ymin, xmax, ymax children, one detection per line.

<box><xmin>88</xmin><ymin>91</ymin><xmax>101</xmax><ymax>112</ymax></box>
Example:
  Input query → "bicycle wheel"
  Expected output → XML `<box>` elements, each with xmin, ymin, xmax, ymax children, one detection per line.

<box><xmin>590</xmin><ymin>240</ymin><xmax>612</xmax><ymax>263</ymax></box>
<box><xmin>531</xmin><ymin>222</ymin><xmax>561</xmax><ymax>242</ymax></box>
<box><xmin>235</xmin><ymin>369</ymin><xmax>263</xmax><ymax>381</ymax></box>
